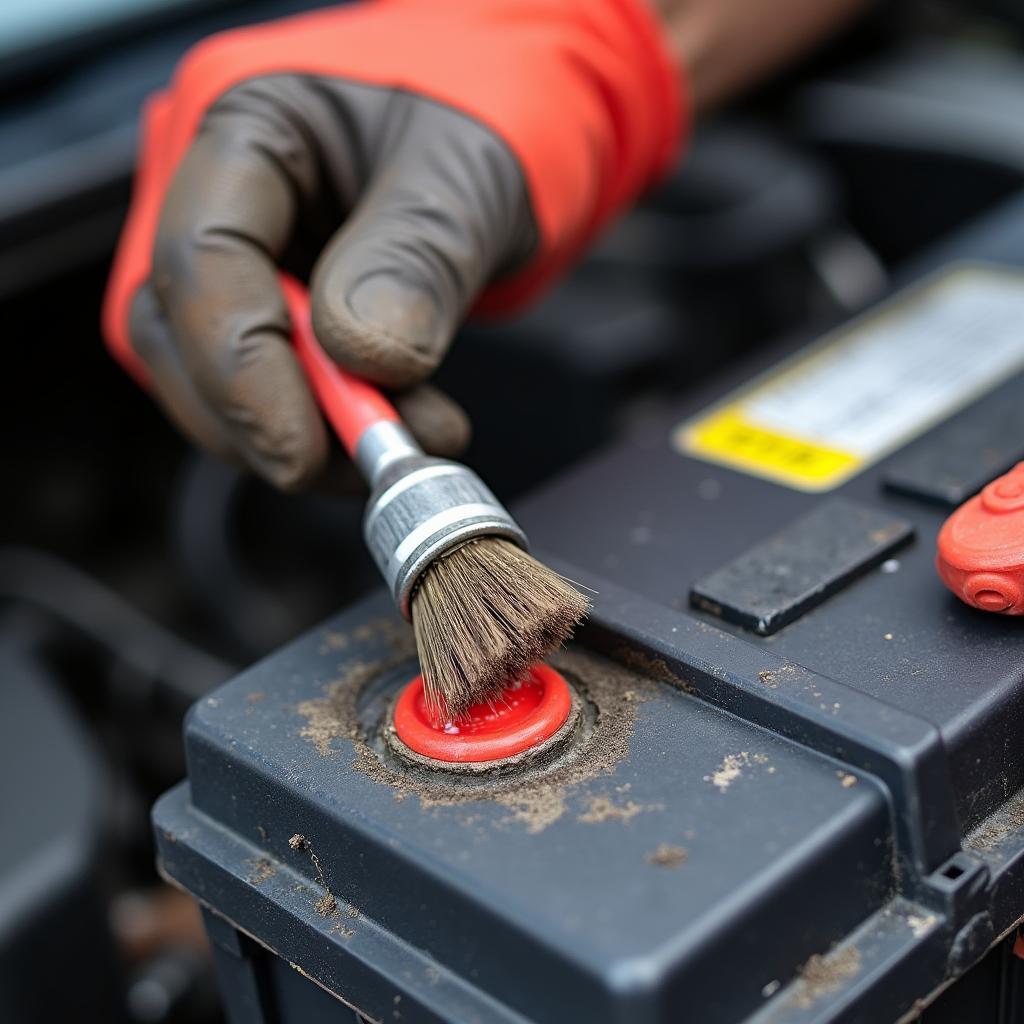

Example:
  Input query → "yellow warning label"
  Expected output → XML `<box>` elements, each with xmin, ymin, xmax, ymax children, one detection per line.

<box><xmin>681</xmin><ymin>408</ymin><xmax>860</xmax><ymax>492</ymax></box>
<box><xmin>674</xmin><ymin>264</ymin><xmax>1024</xmax><ymax>492</ymax></box>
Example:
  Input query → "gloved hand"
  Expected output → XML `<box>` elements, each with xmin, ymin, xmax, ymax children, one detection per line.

<box><xmin>104</xmin><ymin>0</ymin><xmax>684</xmax><ymax>490</ymax></box>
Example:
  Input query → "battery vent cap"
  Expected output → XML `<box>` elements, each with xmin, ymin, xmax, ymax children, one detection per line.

<box><xmin>936</xmin><ymin>462</ymin><xmax>1024</xmax><ymax>614</ymax></box>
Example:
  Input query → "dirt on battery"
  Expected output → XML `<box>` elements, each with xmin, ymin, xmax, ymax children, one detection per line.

<box><xmin>789</xmin><ymin>945</ymin><xmax>862</xmax><ymax>1009</ymax></box>
<box><xmin>295</xmin><ymin>630</ymin><xmax>654</xmax><ymax>833</ymax></box>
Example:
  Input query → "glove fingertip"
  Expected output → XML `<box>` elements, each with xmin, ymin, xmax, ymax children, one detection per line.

<box><xmin>393</xmin><ymin>385</ymin><xmax>472</xmax><ymax>460</ymax></box>
<box><xmin>311</xmin><ymin>267</ymin><xmax>450</xmax><ymax>390</ymax></box>
<box><xmin>246</xmin><ymin>424</ymin><xmax>330</xmax><ymax>494</ymax></box>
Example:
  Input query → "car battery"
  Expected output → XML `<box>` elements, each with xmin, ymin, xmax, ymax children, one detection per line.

<box><xmin>155</xmin><ymin>191</ymin><xmax>1024</xmax><ymax>1024</ymax></box>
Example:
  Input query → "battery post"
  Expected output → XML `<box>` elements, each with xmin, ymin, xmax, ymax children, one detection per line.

<box><xmin>391</xmin><ymin>663</ymin><xmax>574</xmax><ymax>763</ymax></box>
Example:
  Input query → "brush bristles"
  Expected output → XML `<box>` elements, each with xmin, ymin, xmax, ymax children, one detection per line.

<box><xmin>411</xmin><ymin>537</ymin><xmax>589</xmax><ymax>724</ymax></box>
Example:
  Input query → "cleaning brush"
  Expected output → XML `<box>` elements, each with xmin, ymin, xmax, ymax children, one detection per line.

<box><xmin>282</xmin><ymin>278</ymin><xmax>589</xmax><ymax>724</ymax></box>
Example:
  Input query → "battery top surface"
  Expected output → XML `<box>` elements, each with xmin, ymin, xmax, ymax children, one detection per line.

<box><xmin>518</xmin><ymin>197</ymin><xmax>1024</xmax><ymax>837</ymax></box>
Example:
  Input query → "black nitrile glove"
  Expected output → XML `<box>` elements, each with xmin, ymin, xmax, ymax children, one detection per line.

<box><xmin>104</xmin><ymin>2</ymin><xmax>683</xmax><ymax>490</ymax></box>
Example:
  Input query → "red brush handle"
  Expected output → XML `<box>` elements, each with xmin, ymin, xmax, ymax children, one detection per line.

<box><xmin>280</xmin><ymin>275</ymin><xmax>400</xmax><ymax>457</ymax></box>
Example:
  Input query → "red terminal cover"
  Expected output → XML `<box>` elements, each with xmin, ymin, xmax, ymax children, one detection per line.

<box><xmin>392</xmin><ymin>664</ymin><xmax>572</xmax><ymax>763</ymax></box>
<box><xmin>936</xmin><ymin>461</ymin><xmax>1024</xmax><ymax>615</ymax></box>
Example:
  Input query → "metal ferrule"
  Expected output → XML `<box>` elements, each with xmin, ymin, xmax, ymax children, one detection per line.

<box><xmin>354</xmin><ymin>420</ymin><xmax>423</xmax><ymax>488</ymax></box>
<box><xmin>357</xmin><ymin>423</ymin><xmax>527</xmax><ymax>618</ymax></box>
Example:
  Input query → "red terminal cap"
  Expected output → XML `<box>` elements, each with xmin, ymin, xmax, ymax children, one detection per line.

<box><xmin>936</xmin><ymin>461</ymin><xmax>1024</xmax><ymax>615</ymax></box>
<box><xmin>392</xmin><ymin>664</ymin><xmax>572</xmax><ymax>763</ymax></box>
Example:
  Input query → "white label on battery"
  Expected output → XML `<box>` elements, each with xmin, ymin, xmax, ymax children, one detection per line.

<box><xmin>675</xmin><ymin>264</ymin><xmax>1024</xmax><ymax>491</ymax></box>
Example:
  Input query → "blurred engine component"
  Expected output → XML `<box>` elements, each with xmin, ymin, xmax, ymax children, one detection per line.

<box><xmin>794</xmin><ymin>39</ymin><xmax>1024</xmax><ymax>262</ymax></box>
<box><xmin>0</xmin><ymin>642</ymin><xmax>119</xmax><ymax>1024</ymax></box>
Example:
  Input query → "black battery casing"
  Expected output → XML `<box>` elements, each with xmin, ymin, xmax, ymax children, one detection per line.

<box><xmin>155</xmin><ymin>193</ymin><xmax>1024</xmax><ymax>1024</ymax></box>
